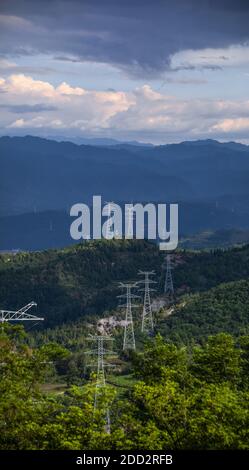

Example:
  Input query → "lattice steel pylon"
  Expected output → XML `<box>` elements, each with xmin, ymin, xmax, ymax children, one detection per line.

<box><xmin>138</xmin><ymin>270</ymin><xmax>157</xmax><ymax>334</ymax></box>
<box><xmin>0</xmin><ymin>301</ymin><xmax>44</xmax><ymax>324</ymax></box>
<box><xmin>164</xmin><ymin>254</ymin><xmax>174</xmax><ymax>301</ymax></box>
<box><xmin>85</xmin><ymin>335</ymin><xmax>114</xmax><ymax>434</ymax></box>
<box><xmin>117</xmin><ymin>282</ymin><xmax>139</xmax><ymax>351</ymax></box>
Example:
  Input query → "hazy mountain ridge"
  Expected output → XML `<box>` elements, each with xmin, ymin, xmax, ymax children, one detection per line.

<box><xmin>1</xmin><ymin>136</ymin><xmax>249</xmax><ymax>250</ymax></box>
<box><xmin>1</xmin><ymin>135</ymin><xmax>249</xmax><ymax>216</ymax></box>
<box><xmin>1</xmin><ymin>206</ymin><xmax>249</xmax><ymax>251</ymax></box>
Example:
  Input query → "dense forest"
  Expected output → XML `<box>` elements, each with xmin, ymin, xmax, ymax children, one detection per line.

<box><xmin>161</xmin><ymin>279</ymin><xmax>249</xmax><ymax>344</ymax></box>
<box><xmin>1</xmin><ymin>325</ymin><xmax>249</xmax><ymax>450</ymax></box>
<box><xmin>0</xmin><ymin>240</ymin><xmax>161</xmax><ymax>326</ymax></box>
<box><xmin>1</xmin><ymin>239</ymin><xmax>249</xmax><ymax>450</ymax></box>
<box><xmin>1</xmin><ymin>240</ymin><xmax>249</xmax><ymax>328</ymax></box>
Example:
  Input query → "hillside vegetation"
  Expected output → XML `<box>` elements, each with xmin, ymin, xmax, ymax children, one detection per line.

<box><xmin>160</xmin><ymin>279</ymin><xmax>249</xmax><ymax>344</ymax></box>
<box><xmin>1</xmin><ymin>240</ymin><xmax>249</xmax><ymax>450</ymax></box>
<box><xmin>0</xmin><ymin>240</ymin><xmax>161</xmax><ymax>326</ymax></box>
<box><xmin>1</xmin><ymin>240</ymin><xmax>249</xmax><ymax>336</ymax></box>
<box><xmin>1</xmin><ymin>325</ymin><xmax>249</xmax><ymax>450</ymax></box>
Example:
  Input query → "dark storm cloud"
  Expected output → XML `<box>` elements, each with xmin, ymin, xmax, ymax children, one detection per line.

<box><xmin>0</xmin><ymin>103</ymin><xmax>57</xmax><ymax>113</ymax></box>
<box><xmin>0</xmin><ymin>0</ymin><xmax>249</xmax><ymax>77</ymax></box>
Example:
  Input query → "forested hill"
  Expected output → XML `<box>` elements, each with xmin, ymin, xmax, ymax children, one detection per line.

<box><xmin>174</xmin><ymin>245</ymin><xmax>249</xmax><ymax>292</ymax></box>
<box><xmin>161</xmin><ymin>279</ymin><xmax>249</xmax><ymax>344</ymax></box>
<box><xmin>0</xmin><ymin>240</ymin><xmax>249</xmax><ymax>328</ymax></box>
<box><xmin>0</xmin><ymin>240</ymin><xmax>161</xmax><ymax>326</ymax></box>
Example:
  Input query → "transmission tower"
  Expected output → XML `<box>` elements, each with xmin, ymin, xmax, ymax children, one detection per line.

<box><xmin>164</xmin><ymin>254</ymin><xmax>174</xmax><ymax>301</ymax></box>
<box><xmin>117</xmin><ymin>282</ymin><xmax>139</xmax><ymax>351</ymax></box>
<box><xmin>0</xmin><ymin>301</ymin><xmax>44</xmax><ymax>324</ymax></box>
<box><xmin>138</xmin><ymin>270</ymin><xmax>157</xmax><ymax>334</ymax></box>
<box><xmin>85</xmin><ymin>335</ymin><xmax>114</xmax><ymax>434</ymax></box>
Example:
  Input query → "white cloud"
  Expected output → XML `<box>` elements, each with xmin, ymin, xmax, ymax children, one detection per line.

<box><xmin>0</xmin><ymin>74</ymin><xmax>56</xmax><ymax>98</ymax></box>
<box><xmin>211</xmin><ymin>118</ymin><xmax>249</xmax><ymax>133</ymax></box>
<box><xmin>1</xmin><ymin>73</ymin><xmax>249</xmax><ymax>142</ymax></box>
<box><xmin>56</xmin><ymin>82</ymin><xmax>86</xmax><ymax>96</ymax></box>
<box><xmin>8</xmin><ymin>118</ymin><xmax>25</xmax><ymax>128</ymax></box>
<box><xmin>8</xmin><ymin>116</ymin><xmax>46</xmax><ymax>128</ymax></box>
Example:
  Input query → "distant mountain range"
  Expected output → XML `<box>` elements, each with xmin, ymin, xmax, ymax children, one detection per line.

<box><xmin>1</xmin><ymin>209</ymin><xmax>249</xmax><ymax>251</ymax></box>
<box><xmin>1</xmin><ymin>135</ymin><xmax>249</xmax><ymax>249</ymax></box>
<box><xmin>45</xmin><ymin>135</ymin><xmax>154</xmax><ymax>147</ymax></box>
<box><xmin>0</xmin><ymin>133</ymin><xmax>154</xmax><ymax>148</ymax></box>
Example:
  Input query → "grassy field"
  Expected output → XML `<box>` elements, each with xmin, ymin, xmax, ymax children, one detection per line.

<box><xmin>106</xmin><ymin>373</ymin><xmax>137</xmax><ymax>398</ymax></box>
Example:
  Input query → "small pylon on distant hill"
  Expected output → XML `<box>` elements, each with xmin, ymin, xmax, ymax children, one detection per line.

<box><xmin>164</xmin><ymin>254</ymin><xmax>175</xmax><ymax>302</ymax></box>
<box><xmin>138</xmin><ymin>270</ymin><xmax>157</xmax><ymax>334</ymax></box>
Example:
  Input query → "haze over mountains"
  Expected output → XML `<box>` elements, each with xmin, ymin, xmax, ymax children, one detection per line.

<box><xmin>1</xmin><ymin>135</ymin><xmax>249</xmax><ymax>250</ymax></box>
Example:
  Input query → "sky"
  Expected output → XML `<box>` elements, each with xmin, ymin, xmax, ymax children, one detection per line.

<box><xmin>1</xmin><ymin>0</ymin><xmax>249</xmax><ymax>144</ymax></box>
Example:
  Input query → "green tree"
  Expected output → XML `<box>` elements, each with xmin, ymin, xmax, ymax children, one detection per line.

<box><xmin>191</xmin><ymin>333</ymin><xmax>241</xmax><ymax>385</ymax></box>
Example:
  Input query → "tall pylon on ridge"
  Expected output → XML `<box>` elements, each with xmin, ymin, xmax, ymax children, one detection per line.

<box><xmin>164</xmin><ymin>254</ymin><xmax>174</xmax><ymax>301</ymax></box>
<box><xmin>85</xmin><ymin>335</ymin><xmax>114</xmax><ymax>434</ymax></box>
<box><xmin>138</xmin><ymin>270</ymin><xmax>157</xmax><ymax>334</ymax></box>
<box><xmin>0</xmin><ymin>301</ymin><xmax>44</xmax><ymax>324</ymax></box>
<box><xmin>117</xmin><ymin>282</ymin><xmax>140</xmax><ymax>351</ymax></box>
